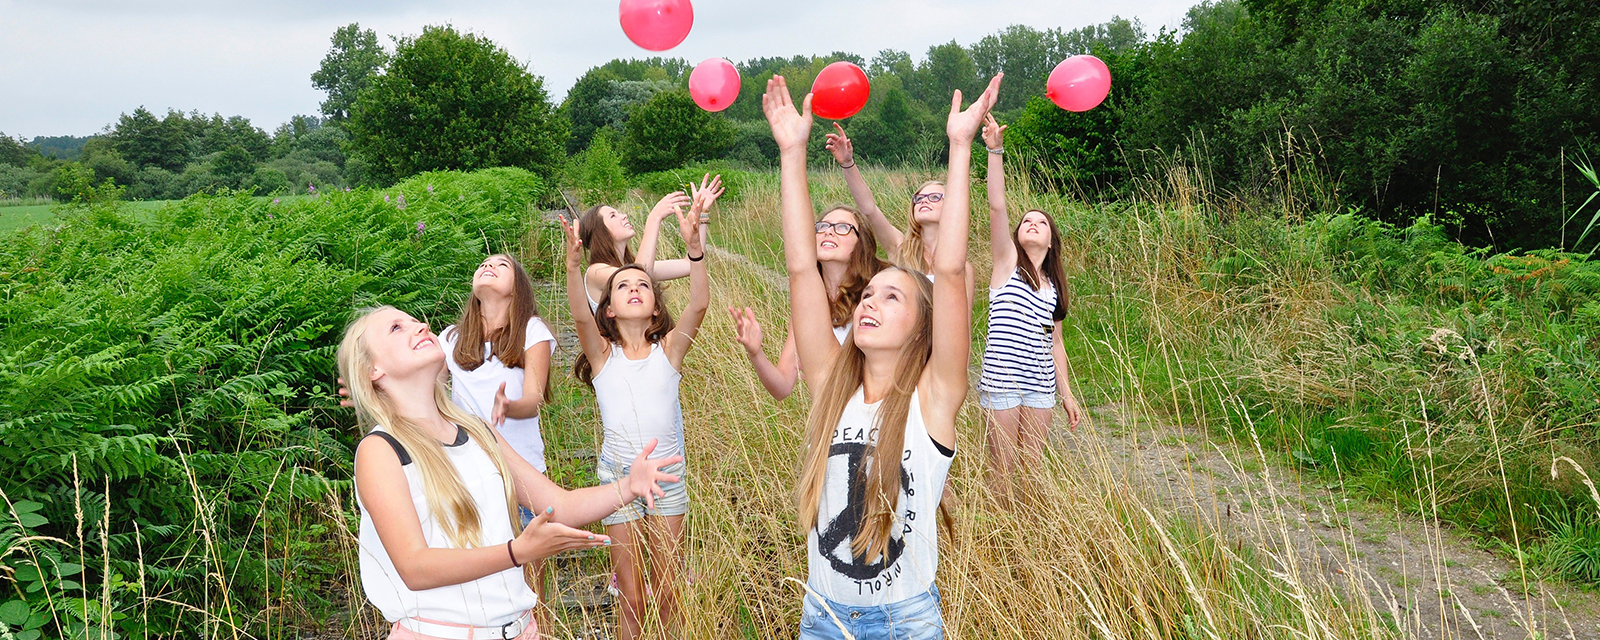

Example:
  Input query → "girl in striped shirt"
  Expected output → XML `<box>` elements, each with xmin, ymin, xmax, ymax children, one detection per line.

<box><xmin>977</xmin><ymin>114</ymin><xmax>1084</xmax><ymax>496</ymax></box>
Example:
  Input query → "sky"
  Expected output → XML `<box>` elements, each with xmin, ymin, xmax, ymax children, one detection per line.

<box><xmin>0</xmin><ymin>0</ymin><xmax>1197</xmax><ymax>139</ymax></box>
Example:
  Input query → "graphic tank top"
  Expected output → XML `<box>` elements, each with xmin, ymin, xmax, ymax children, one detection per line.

<box><xmin>807</xmin><ymin>388</ymin><xmax>954</xmax><ymax>605</ymax></box>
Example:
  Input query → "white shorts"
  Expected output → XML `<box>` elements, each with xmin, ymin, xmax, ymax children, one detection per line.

<box><xmin>978</xmin><ymin>390</ymin><xmax>1056</xmax><ymax>411</ymax></box>
<box><xmin>596</xmin><ymin>458</ymin><xmax>690</xmax><ymax>526</ymax></box>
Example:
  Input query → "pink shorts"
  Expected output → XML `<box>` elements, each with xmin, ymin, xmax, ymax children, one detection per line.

<box><xmin>387</xmin><ymin>616</ymin><xmax>538</xmax><ymax>640</ymax></box>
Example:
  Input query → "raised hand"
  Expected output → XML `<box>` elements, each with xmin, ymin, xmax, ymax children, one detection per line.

<box><xmin>762</xmin><ymin>75</ymin><xmax>814</xmax><ymax>153</ymax></box>
<box><xmin>512</xmin><ymin>506</ymin><xmax>611</xmax><ymax>565</ymax></box>
<box><xmin>490</xmin><ymin>382</ymin><xmax>509</xmax><ymax>427</ymax></box>
<box><xmin>948</xmin><ymin>73</ymin><xmax>1004</xmax><ymax>143</ymax></box>
<box><xmin>729</xmin><ymin>307</ymin><xmax>764</xmax><ymax>355</ymax></box>
<box><xmin>650</xmin><ymin>191</ymin><xmax>691</xmax><ymax>221</ymax></box>
<box><xmin>676</xmin><ymin>196</ymin><xmax>703</xmax><ymax>253</ymax></box>
<box><xmin>624</xmin><ymin>439</ymin><xmax>684</xmax><ymax>511</ymax></box>
<box><xmin>558</xmin><ymin>214</ymin><xmax>584</xmax><ymax>271</ymax></box>
<box><xmin>824</xmin><ymin>122</ymin><xmax>855</xmax><ymax>166</ymax></box>
<box><xmin>689</xmin><ymin>173</ymin><xmax>725</xmax><ymax>219</ymax></box>
<box><xmin>981</xmin><ymin>113</ymin><xmax>1007</xmax><ymax>150</ymax></box>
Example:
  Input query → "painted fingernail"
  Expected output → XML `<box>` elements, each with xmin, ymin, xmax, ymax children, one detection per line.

<box><xmin>588</xmin><ymin>535</ymin><xmax>595</xmax><ymax>540</ymax></box>
<box><xmin>604</xmin><ymin>539</ymin><xmax>613</xmax><ymax>545</ymax></box>
<box><xmin>546</xmin><ymin>506</ymin><xmax>554</xmax><ymax>514</ymax></box>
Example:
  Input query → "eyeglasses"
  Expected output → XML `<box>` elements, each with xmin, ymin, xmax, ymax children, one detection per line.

<box><xmin>912</xmin><ymin>192</ymin><xmax>944</xmax><ymax>205</ymax></box>
<box><xmin>815</xmin><ymin>221</ymin><xmax>857</xmax><ymax>236</ymax></box>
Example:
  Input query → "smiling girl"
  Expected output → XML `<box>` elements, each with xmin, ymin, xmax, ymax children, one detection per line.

<box><xmin>765</xmin><ymin>71</ymin><xmax>1002</xmax><ymax>639</ymax></box>
<box><xmin>562</xmin><ymin>184</ymin><xmax>711</xmax><ymax>640</ymax></box>
<box><xmin>729</xmin><ymin>204</ymin><xmax>888</xmax><ymax>400</ymax></box>
<box><xmin>977</xmin><ymin>115</ymin><xmax>1084</xmax><ymax>496</ymax></box>
<box><xmin>578</xmin><ymin>174</ymin><xmax>723</xmax><ymax>313</ymax></box>
<box><xmin>343</xmin><ymin>305</ymin><xmax>679</xmax><ymax>640</ymax></box>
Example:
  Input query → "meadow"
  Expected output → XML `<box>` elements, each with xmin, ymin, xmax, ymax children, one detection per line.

<box><xmin>1</xmin><ymin>163</ymin><xmax>1595</xmax><ymax>639</ymax></box>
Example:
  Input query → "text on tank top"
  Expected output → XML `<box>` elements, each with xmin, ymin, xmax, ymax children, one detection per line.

<box><xmin>979</xmin><ymin>269</ymin><xmax>1058</xmax><ymax>395</ymax></box>
<box><xmin>356</xmin><ymin>426</ymin><xmax>537</xmax><ymax>625</ymax></box>
<box><xmin>591</xmin><ymin>343</ymin><xmax>684</xmax><ymax>463</ymax></box>
<box><xmin>807</xmin><ymin>388</ymin><xmax>954</xmax><ymax>606</ymax></box>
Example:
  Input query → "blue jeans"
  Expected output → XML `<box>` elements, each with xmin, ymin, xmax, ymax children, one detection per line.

<box><xmin>799</xmin><ymin>585</ymin><xmax>944</xmax><ymax>640</ymax></box>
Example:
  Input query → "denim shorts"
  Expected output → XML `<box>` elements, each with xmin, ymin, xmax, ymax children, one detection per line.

<box><xmin>595</xmin><ymin>457</ymin><xmax>689</xmax><ymax>526</ymax></box>
<box><xmin>978</xmin><ymin>389</ymin><xmax>1055</xmax><ymax>411</ymax></box>
<box><xmin>799</xmin><ymin>585</ymin><xmax>944</xmax><ymax>640</ymax></box>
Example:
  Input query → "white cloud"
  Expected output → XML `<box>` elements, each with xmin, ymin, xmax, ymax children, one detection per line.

<box><xmin>0</xmin><ymin>0</ymin><xmax>1194</xmax><ymax>138</ymax></box>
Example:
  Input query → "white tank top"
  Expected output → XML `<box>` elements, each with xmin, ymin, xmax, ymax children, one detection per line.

<box><xmin>356</xmin><ymin>426</ymin><xmax>537</xmax><ymax>625</ymax></box>
<box><xmin>586</xmin><ymin>288</ymin><xmax>600</xmax><ymax>315</ymax></box>
<box><xmin>806</xmin><ymin>388</ymin><xmax>953</xmax><ymax>605</ymax></box>
<box><xmin>592</xmin><ymin>343</ymin><xmax>684</xmax><ymax>464</ymax></box>
<box><xmin>833</xmin><ymin>325</ymin><xmax>849</xmax><ymax>345</ymax></box>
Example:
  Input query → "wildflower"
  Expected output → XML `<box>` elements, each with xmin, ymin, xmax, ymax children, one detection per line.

<box><xmin>427</xmin><ymin>184</ymin><xmax>435</xmax><ymax>194</ymax></box>
<box><xmin>384</xmin><ymin>194</ymin><xmax>390</xmax><ymax>203</ymax></box>
<box><xmin>308</xmin><ymin>183</ymin><xmax>316</xmax><ymax>194</ymax></box>
<box><xmin>344</xmin><ymin>187</ymin><xmax>350</xmax><ymax>192</ymax></box>
<box><xmin>267</xmin><ymin>213</ymin><xmax>274</xmax><ymax>219</ymax></box>
<box><xmin>272</xmin><ymin>198</ymin><xmax>280</xmax><ymax>204</ymax></box>
<box><xmin>415</xmin><ymin>220</ymin><xmax>426</xmax><ymax>238</ymax></box>
<box><xmin>397</xmin><ymin>194</ymin><xmax>407</xmax><ymax>210</ymax></box>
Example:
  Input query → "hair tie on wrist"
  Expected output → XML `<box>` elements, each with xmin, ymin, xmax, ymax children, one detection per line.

<box><xmin>838</xmin><ymin>161</ymin><xmax>855</xmax><ymax>170</ymax></box>
<box><xmin>987</xmin><ymin>146</ymin><xmax>1004</xmax><ymax>155</ymax></box>
<box><xmin>688</xmin><ymin>252</ymin><xmax>705</xmax><ymax>262</ymax></box>
<box><xmin>506</xmin><ymin>540</ymin><xmax>520</xmax><ymax>567</ymax></box>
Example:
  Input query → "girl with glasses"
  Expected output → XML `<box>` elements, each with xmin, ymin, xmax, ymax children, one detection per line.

<box><xmin>728</xmin><ymin>208</ymin><xmax>889</xmax><ymax>400</ymax></box>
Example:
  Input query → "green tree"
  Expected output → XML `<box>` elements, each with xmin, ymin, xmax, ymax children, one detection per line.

<box><xmin>311</xmin><ymin>23</ymin><xmax>389</xmax><ymax>123</ymax></box>
<box><xmin>109</xmin><ymin>107</ymin><xmax>190</xmax><ymax>171</ymax></box>
<box><xmin>913</xmin><ymin>41</ymin><xmax>982</xmax><ymax>107</ymax></box>
<box><xmin>0</xmin><ymin>132</ymin><xmax>34</xmax><ymax>167</ymax></box>
<box><xmin>212</xmin><ymin>145</ymin><xmax>258</xmax><ymax>189</ymax></box>
<box><xmin>346</xmin><ymin>25</ymin><xmax>567</xmax><ymax>185</ymax></box>
<box><xmin>618</xmin><ymin>90</ymin><xmax>735</xmax><ymax>174</ymax></box>
<box><xmin>562</xmin><ymin>68</ymin><xmax>622</xmax><ymax>153</ymax></box>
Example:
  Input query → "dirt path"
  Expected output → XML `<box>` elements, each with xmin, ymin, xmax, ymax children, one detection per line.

<box><xmin>1057</xmin><ymin>403</ymin><xmax>1600</xmax><ymax>640</ymax></box>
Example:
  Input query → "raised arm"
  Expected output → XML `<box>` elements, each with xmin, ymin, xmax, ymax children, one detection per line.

<box><xmin>635</xmin><ymin>191</ymin><xmax>690</xmax><ymax>276</ymax></box>
<box><xmin>765</xmin><ymin>76</ymin><xmax>837</xmax><ymax>386</ymax></box>
<box><xmin>983</xmin><ymin>114</ymin><xmax>1017</xmax><ymax>288</ymax></box>
<box><xmin>563</xmin><ymin>216</ymin><xmax>612</xmax><ymax>373</ymax></box>
<box><xmin>665</xmin><ymin>193</ymin><xmax>710</xmax><ymax>367</ymax></box>
<box><xmin>731</xmin><ymin>308</ymin><xmax>801</xmax><ymax>399</ymax></box>
<box><xmin>925</xmin><ymin>75</ymin><xmax>1002</xmax><ymax>437</ymax></box>
<box><xmin>826</xmin><ymin>122</ymin><xmax>903</xmax><ymax>252</ymax></box>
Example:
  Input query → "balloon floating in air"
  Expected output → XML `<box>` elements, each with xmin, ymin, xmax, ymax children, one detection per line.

<box><xmin>619</xmin><ymin>0</ymin><xmax>694</xmax><ymax>51</ymax></box>
<box><xmin>810</xmin><ymin>61</ymin><xmax>871</xmax><ymax>120</ymax></box>
<box><xmin>689</xmin><ymin>58</ymin><xmax>740</xmax><ymax>112</ymax></box>
<box><xmin>1045</xmin><ymin>55</ymin><xmax>1112</xmax><ymax>112</ymax></box>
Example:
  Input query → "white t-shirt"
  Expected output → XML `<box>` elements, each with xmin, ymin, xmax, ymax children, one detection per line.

<box><xmin>807</xmin><ymin>388</ymin><xmax>953</xmax><ymax>605</ymax></box>
<box><xmin>357</xmin><ymin>425</ymin><xmax>538</xmax><ymax>625</ymax></box>
<box><xmin>441</xmin><ymin>317</ymin><xmax>557</xmax><ymax>472</ymax></box>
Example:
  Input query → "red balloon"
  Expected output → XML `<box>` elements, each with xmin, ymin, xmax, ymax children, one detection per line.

<box><xmin>689</xmin><ymin>58</ymin><xmax>740</xmax><ymax>112</ymax></box>
<box><xmin>810</xmin><ymin>62</ymin><xmax>871</xmax><ymax>120</ymax></box>
<box><xmin>619</xmin><ymin>0</ymin><xmax>694</xmax><ymax>52</ymax></box>
<box><xmin>1045</xmin><ymin>55</ymin><xmax>1112</xmax><ymax>112</ymax></box>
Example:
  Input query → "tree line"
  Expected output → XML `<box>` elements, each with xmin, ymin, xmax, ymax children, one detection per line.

<box><xmin>2</xmin><ymin>0</ymin><xmax>1594</xmax><ymax>249</ymax></box>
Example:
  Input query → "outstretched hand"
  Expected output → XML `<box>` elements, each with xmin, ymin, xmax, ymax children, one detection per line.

<box><xmin>512</xmin><ymin>506</ymin><xmax>610</xmax><ymax>565</ymax></box>
<box><xmin>624</xmin><ymin>439</ymin><xmax>683</xmax><ymax>511</ymax></box>
<box><xmin>729</xmin><ymin>307</ymin><xmax>764</xmax><ymax>355</ymax></box>
<box><xmin>676</xmin><ymin>194</ymin><xmax>704</xmax><ymax>252</ymax></box>
<box><xmin>651</xmin><ymin>191</ymin><xmax>691</xmax><ymax>221</ymax></box>
<box><xmin>762</xmin><ymin>75</ymin><xmax>814</xmax><ymax>153</ymax></box>
<box><xmin>558</xmin><ymin>214</ymin><xmax>584</xmax><ymax>271</ymax></box>
<box><xmin>824</xmin><ymin>122</ymin><xmax>854</xmax><ymax>166</ymax></box>
<box><xmin>948</xmin><ymin>73</ymin><xmax>1004</xmax><ymax>143</ymax></box>
<box><xmin>981</xmin><ymin>113</ymin><xmax>1007</xmax><ymax>150</ymax></box>
<box><xmin>490</xmin><ymin>382</ymin><xmax>509</xmax><ymax>427</ymax></box>
<box><xmin>689</xmin><ymin>173</ymin><xmax>724</xmax><ymax>219</ymax></box>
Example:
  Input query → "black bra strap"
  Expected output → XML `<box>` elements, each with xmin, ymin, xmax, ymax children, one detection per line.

<box><xmin>365</xmin><ymin>431</ymin><xmax>412</xmax><ymax>466</ymax></box>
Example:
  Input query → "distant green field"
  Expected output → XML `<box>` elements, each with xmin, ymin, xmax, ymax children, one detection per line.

<box><xmin>1</xmin><ymin>200</ymin><xmax>180</xmax><ymax>234</ymax></box>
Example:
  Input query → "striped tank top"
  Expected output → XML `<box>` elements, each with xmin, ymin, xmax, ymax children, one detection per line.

<box><xmin>979</xmin><ymin>269</ymin><xmax>1058</xmax><ymax>395</ymax></box>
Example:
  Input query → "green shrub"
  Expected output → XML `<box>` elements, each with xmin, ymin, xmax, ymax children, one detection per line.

<box><xmin>0</xmin><ymin>168</ymin><xmax>543</xmax><ymax>637</ymax></box>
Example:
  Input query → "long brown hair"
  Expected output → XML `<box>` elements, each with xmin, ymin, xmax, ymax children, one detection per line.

<box><xmin>1013</xmin><ymin>210</ymin><xmax>1070</xmax><ymax>321</ymax></box>
<box><xmin>897</xmin><ymin>181</ymin><xmax>943</xmax><ymax>271</ymax></box>
<box><xmin>797</xmin><ymin>267</ymin><xmax>939</xmax><ymax>564</ymax></box>
<box><xmin>821</xmin><ymin>206</ymin><xmax>889</xmax><ymax>328</ymax></box>
<box><xmin>448</xmin><ymin>254</ymin><xmax>545</xmax><ymax>371</ymax></box>
<box><xmin>574</xmin><ymin>265</ymin><xmax>676</xmax><ymax>387</ymax></box>
<box><xmin>338</xmin><ymin>306</ymin><xmax>534</xmax><ymax>586</ymax></box>
<box><xmin>579</xmin><ymin>205</ymin><xmax>635</xmax><ymax>268</ymax></box>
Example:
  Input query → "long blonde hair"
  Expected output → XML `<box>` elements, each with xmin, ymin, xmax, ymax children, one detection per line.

<box><xmin>797</xmin><ymin>267</ymin><xmax>935</xmax><ymax>564</ymax></box>
<box><xmin>897</xmin><ymin>181</ymin><xmax>944</xmax><ymax>271</ymax></box>
<box><xmin>339</xmin><ymin>306</ymin><xmax>527</xmax><ymax>566</ymax></box>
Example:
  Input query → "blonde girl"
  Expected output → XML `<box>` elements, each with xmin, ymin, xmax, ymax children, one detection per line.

<box><xmin>562</xmin><ymin>184</ymin><xmax>711</xmax><ymax>640</ymax></box>
<box><xmin>977</xmin><ymin>114</ymin><xmax>1084</xmax><ymax>495</ymax></box>
<box><xmin>344</xmin><ymin>305</ymin><xmax>679</xmax><ymax>640</ymax></box>
<box><xmin>763</xmin><ymin>72</ymin><xmax>1002</xmax><ymax>639</ymax></box>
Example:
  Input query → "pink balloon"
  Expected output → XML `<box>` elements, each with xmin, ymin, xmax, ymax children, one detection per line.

<box><xmin>689</xmin><ymin>58</ymin><xmax>740</xmax><ymax>112</ymax></box>
<box><xmin>619</xmin><ymin>0</ymin><xmax>694</xmax><ymax>52</ymax></box>
<box><xmin>1045</xmin><ymin>55</ymin><xmax>1112</xmax><ymax>112</ymax></box>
